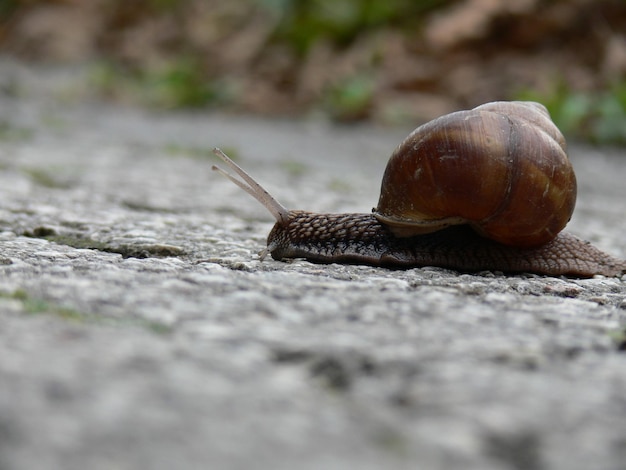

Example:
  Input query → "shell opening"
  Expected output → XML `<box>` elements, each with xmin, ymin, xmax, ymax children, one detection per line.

<box><xmin>374</xmin><ymin>212</ymin><xmax>467</xmax><ymax>237</ymax></box>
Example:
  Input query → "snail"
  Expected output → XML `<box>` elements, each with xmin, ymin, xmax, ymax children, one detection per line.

<box><xmin>212</xmin><ymin>101</ymin><xmax>626</xmax><ymax>278</ymax></box>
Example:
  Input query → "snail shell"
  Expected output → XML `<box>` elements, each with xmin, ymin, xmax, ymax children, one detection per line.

<box><xmin>374</xmin><ymin>101</ymin><xmax>576</xmax><ymax>247</ymax></box>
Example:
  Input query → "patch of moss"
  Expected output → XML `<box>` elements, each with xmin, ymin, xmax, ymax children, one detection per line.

<box><xmin>0</xmin><ymin>120</ymin><xmax>33</xmax><ymax>142</ymax></box>
<box><xmin>113</xmin><ymin>243</ymin><xmax>185</xmax><ymax>258</ymax></box>
<box><xmin>327</xmin><ymin>178</ymin><xmax>352</xmax><ymax>193</ymax></box>
<box><xmin>279</xmin><ymin>159</ymin><xmax>308</xmax><ymax>177</ymax></box>
<box><xmin>40</xmin><ymin>113</ymin><xmax>69</xmax><ymax>132</ymax></box>
<box><xmin>25</xmin><ymin>229</ymin><xmax>185</xmax><ymax>259</ymax></box>
<box><xmin>1</xmin><ymin>289</ymin><xmax>173</xmax><ymax>334</ymax></box>
<box><xmin>166</xmin><ymin>143</ymin><xmax>241</xmax><ymax>163</ymax></box>
<box><xmin>4</xmin><ymin>289</ymin><xmax>90</xmax><ymax>322</ymax></box>
<box><xmin>33</xmin><ymin>233</ymin><xmax>110</xmax><ymax>252</ymax></box>
<box><xmin>21</xmin><ymin>168</ymin><xmax>75</xmax><ymax>189</ymax></box>
<box><xmin>608</xmin><ymin>329</ymin><xmax>626</xmax><ymax>351</ymax></box>
<box><xmin>373</xmin><ymin>428</ymin><xmax>409</xmax><ymax>456</ymax></box>
<box><xmin>164</xmin><ymin>143</ymin><xmax>215</xmax><ymax>159</ymax></box>
<box><xmin>145</xmin><ymin>321</ymin><xmax>174</xmax><ymax>335</ymax></box>
<box><xmin>121</xmin><ymin>200</ymin><xmax>179</xmax><ymax>213</ymax></box>
<box><xmin>29</xmin><ymin>226</ymin><xmax>57</xmax><ymax>238</ymax></box>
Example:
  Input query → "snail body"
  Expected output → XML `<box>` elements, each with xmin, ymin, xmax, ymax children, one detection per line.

<box><xmin>212</xmin><ymin>101</ymin><xmax>626</xmax><ymax>278</ymax></box>
<box><xmin>264</xmin><ymin>212</ymin><xmax>623</xmax><ymax>277</ymax></box>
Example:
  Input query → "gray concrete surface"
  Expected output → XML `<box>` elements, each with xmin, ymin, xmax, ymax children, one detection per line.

<box><xmin>1</xmin><ymin>61</ymin><xmax>626</xmax><ymax>470</ymax></box>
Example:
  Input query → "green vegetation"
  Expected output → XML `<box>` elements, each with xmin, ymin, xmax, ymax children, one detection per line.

<box><xmin>91</xmin><ymin>58</ymin><xmax>232</xmax><ymax>109</ymax></box>
<box><xmin>164</xmin><ymin>143</ymin><xmax>239</xmax><ymax>160</ymax></box>
<box><xmin>0</xmin><ymin>0</ymin><xmax>19</xmax><ymax>20</ymax></box>
<box><xmin>148</xmin><ymin>0</ymin><xmax>182</xmax><ymax>11</ymax></box>
<box><xmin>324</xmin><ymin>74</ymin><xmax>375</xmax><ymax>121</ymax></box>
<box><xmin>86</xmin><ymin>0</ymin><xmax>451</xmax><ymax>109</ymax></box>
<box><xmin>21</xmin><ymin>167</ymin><xmax>74</xmax><ymax>189</ymax></box>
<box><xmin>40</xmin><ymin>112</ymin><xmax>69</xmax><ymax>132</ymax></box>
<box><xmin>327</xmin><ymin>178</ymin><xmax>352</xmax><ymax>193</ymax></box>
<box><xmin>279</xmin><ymin>159</ymin><xmax>308</xmax><ymax>177</ymax></box>
<box><xmin>139</xmin><ymin>58</ymin><xmax>223</xmax><ymax>108</ymax></box>
<box><xmin>1</xmin><ymin>289</ymin><xmax>173</xmax><ymax>334</ymax></box>
<box><xmin>29</xmin><ymin>232</ymin><xmax>110</xmax><ymax>252</ymax></box>
<box><xmin>517</xmin><ymin>82</ymin><xmax>626</xmax><ymax>146</ymax></box>
<box><xmin>8</xmin><ymin>288</ymin><xmax>87</xmax><ymax>321</ymax></box>
<box><xmin>608</xmin><ymin>328</ymin><xmax>626</xmax><ymax>351</ymax></box>
<box><xmin>25</xmin><ymin>230</ymin><xmax>184</xmax><ymax>259</ymax></box>
<box><xmin>263</xmin><ymin>0</ymin><xmax>450</xmax><ymax>55</ymax></box>
<box><xmin>4</xmin><ymin>0</ymin><xmax>623</xmax><ymax>146</ymax></box>
<box><xmin>0</xmin><ymin>120</ymin><xmax>33</xmax><ymax>142</ymax></box>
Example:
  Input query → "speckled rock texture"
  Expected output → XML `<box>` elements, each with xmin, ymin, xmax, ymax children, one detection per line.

<box><xmin>1</xmin><ymin>61</ymin><xmax>626</xmax><ymax>470</ymax></box>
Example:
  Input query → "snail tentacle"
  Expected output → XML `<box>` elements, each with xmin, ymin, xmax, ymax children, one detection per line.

<box><xmin>212</xmin><ymin>148</ymin><xmax>289</xmax><ymax>225</ymax></box>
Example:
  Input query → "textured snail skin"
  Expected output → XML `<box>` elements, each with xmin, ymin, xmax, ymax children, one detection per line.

<box><xmin>266</xmin><ymin>211</ymin><xmax>626</xmax><ymax>278</ymax></box>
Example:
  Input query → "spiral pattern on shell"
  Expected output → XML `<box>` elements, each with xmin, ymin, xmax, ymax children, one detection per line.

<box><xmin>374</xmin><ymin>101</ymin><xmax>576</xmax><ymax>247</ymax></box>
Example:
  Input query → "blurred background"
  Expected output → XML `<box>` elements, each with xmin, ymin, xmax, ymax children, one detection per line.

<box><xmin>0</xmin><ymin>0</ymin><xmax>625</xmax><ymax>144</ymax></box>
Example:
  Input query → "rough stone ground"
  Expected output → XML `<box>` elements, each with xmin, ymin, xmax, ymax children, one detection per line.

<box><xmin>1</xmin><ymin>62</ymin><xmax>626</xmax><ymax>470</ymax></box>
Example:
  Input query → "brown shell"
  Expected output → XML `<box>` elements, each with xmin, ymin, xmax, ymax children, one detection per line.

<box><xmin>374</xmin><ymin>101</ymin><xmax>576</xmax><ymax>247</ymax></box>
